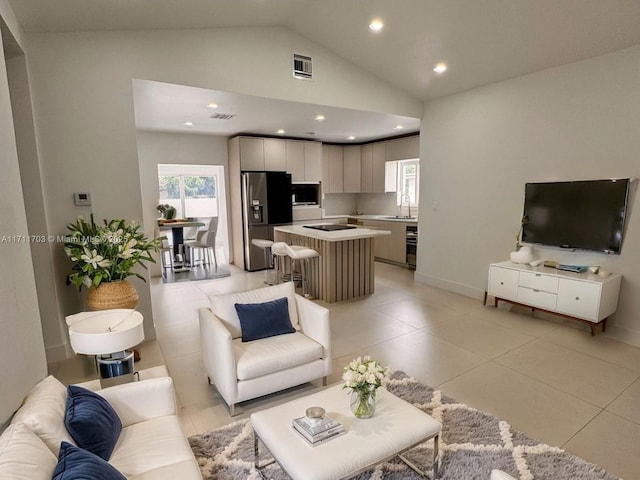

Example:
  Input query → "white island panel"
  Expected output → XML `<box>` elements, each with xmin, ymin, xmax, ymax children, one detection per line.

<box><xmin>274</xmin><ymin>225</ymin><xmax>390</xmax><ymax>302</ymax></box>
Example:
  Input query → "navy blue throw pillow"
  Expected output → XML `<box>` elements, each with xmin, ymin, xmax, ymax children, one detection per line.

<box><xmin>235</xmin><ymin>296</ymin><xmax>295</xmax><ymax>342</ymax></box>
<box><xmin>52</xmin><ymin>442</ymin><xmax>126</xmax><ymax>480</ymax></box>
<box><xmin>64</xmin><ymin>385</ymin><xmax>122</xmax><ymax>461</ymax></box>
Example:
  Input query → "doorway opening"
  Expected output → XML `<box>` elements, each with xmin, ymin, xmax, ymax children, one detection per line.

<box><xmin>157</xmin><ymin>164</ymin><xmax>230</xmax><ymax>270</ymax></box>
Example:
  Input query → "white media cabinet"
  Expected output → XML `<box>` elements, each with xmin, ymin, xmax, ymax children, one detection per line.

<box><xmin>486</xmin><ymin>261</ymin><xmax>622</xmax><ymax>335</ymax></box>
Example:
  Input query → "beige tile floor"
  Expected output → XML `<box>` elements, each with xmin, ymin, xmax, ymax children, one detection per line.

<box><xmin>50</xmin><ymin>262</ymin><xmax>640</xmax><ymax>479</ymax></box>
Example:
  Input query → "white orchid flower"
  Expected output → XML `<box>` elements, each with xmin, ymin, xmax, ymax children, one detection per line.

<box><xmin>118</xmin><ymin>238</ymin><xmax>138</xmax><ymax>259</ymax></box>
<box><xmin>81</xmin><ymin>248</ymin><xmax>111</xmax><ymax>268</ymax></box>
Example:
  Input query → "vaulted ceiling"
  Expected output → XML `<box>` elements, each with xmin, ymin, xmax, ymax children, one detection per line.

<box><xmin>8</xmin><ymin>0</ymin><xmax>640</xmax><ymax>139</ymax></box>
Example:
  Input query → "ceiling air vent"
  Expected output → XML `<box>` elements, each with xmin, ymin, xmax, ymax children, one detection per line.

<box><xmin>293</xmin><ymin>53</ymin><xmax>313</xmax><ymax>80</ymax></box>
<box><xmin>209</xmin><ymin>113</ymin><xmax>236</xmax><ymax>120</ymax></box>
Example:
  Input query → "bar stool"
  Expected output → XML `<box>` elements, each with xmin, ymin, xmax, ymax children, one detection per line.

<box><xmin>284</xmin><ymin>244</ymin><xmax>320</xmax><ymax>298</ymax></box>
<box><xmin>251</xmin><ymin>238</ymin><xmax>275</xmax><ymax>284</ymax></box>
<box><xmin>270</xmin><ymin>242</ymin><xmax>290</xmax><ymax>284</ymax></box>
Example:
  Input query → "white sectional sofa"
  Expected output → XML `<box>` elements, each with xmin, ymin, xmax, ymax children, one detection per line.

<box><xmin>0</xmin><ymin>375</ymin><xmax>202</xmax><ymax>480</ymax></box>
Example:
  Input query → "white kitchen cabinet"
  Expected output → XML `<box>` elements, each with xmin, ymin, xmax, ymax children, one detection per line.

<box><xmin>372</xmin><ymin>142</ymin><xmax>386</xmax><ymax>193</ymax></box>
<box><xmin>286</xmin><ymin>140</ymin><xmax>305</xmax><ymax>182</ymax></box>
<box><xmin>360</xmin><ymin>144</ymin><xmax>373</xmax><ymax>193</ymax></box>
<box><xmin>304</xmin><ymin>142</ymin><xmax>322</xmax><ymax>182</ymax></box>
<box><xmin>384</xmin><ymin>161</ymin><xmax>398</xmax><ymax>193</ymax></box>
<box><xmin>487</xmin><ymin>261</ymin><xmax>622</xmax><ymax>335</ymax></box>
<box><xmin>238</xmin><ymin>137</ymin><xmax>287</xmax><ymax>171</ymax></box>
<box><xmin>363</xmin><ymin>220</ymin><xmax>390</xmax><ymax>259</ymax></box>
<box><xmin>264</xmin><ymin>139</ymin><xmax>286</xmax><ymax>171</ymax></box>
<box><xmin>362</xmin><ymin>219</ymin><xmax>410</xmax><ymax>265</ymax></box>
<box><xmin>385</xmin><ymin>135</ymin><xmax>419</xmax><ymax>161</ymax></box>
<box><xmin>239</xmin><ymin>137</ymin><xmax>265</xmax><ymax>170</ymax></box>
<box><xmin>343</xmin><ymin>145</ymin><xmax>361</xmax><ymax>193</ymax></box>
<box><xmin>323</xmin><ymin>145</ymin><xmax>344</xmax><ymax>193</ymax></box>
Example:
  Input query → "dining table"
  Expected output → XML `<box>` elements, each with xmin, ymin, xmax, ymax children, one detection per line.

<box><xmin>158</xmin><ymin>220</ymin><xmax>205</xmax><ymax>270</ymax></box>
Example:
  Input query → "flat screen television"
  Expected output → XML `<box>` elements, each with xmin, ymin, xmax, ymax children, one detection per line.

<box><xmin>521</xmin><ymin>178</ymin><xmax>630</xmax><ymax>254</ymax></box>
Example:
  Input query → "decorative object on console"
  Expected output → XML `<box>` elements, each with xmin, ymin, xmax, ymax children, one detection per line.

<box><xmin>509</xmin><ymin>245</ymin><xmax>534</xmax><ymax>264</ymax></box>
<box><xmin>64</xmin><ymin>215</ymin><xmax>161</xmax><ymax>310</ymax></box>
<box><xmin>510</xmin><ymin>215</ymin><xmax>534</xmax><ymax>263</ymax></box>
<box><xmin>342</xmin><ymin>356</ymin><xmax>388</xmax><ymax>419</ymax></box>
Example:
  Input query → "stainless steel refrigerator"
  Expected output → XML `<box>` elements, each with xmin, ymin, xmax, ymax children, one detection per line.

<box><xmin>242</xmin><ymin>171</ymin><xmax>293</xmax><ymax>271</ymax></box>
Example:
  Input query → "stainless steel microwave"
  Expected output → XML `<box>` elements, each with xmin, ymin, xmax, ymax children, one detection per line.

<box><xmin>291</xmin><ymin>182</ymin><xmax>320</xmax><ymax>206</ymax></box>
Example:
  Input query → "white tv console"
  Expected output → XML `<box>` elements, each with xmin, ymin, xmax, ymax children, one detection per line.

<box><xmin>486</xmin><ymin>261</ymin><xmax>622</xmax><ymax>335</ymax></box>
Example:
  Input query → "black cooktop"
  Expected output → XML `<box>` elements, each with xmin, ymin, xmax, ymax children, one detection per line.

<box><xmin>303</xmin><ymin>224</ymin><xmax>357</xmax><ymax>232</ymax></box>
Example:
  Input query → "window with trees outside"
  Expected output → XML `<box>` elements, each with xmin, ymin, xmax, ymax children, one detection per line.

<box><xmin>158</xmin><ymin>165</ymin><xmax>219</xmax><ymax>219</ymax></box>
<box><xmin>396</xmin><ymin>159</ymin><xmax>419</xmax><ymax>208</ymax></box>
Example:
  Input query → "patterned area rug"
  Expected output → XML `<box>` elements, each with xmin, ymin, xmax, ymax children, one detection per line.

<box><xmin>189</xmin><ymin>370</ymin><xmax>618</xmax><ymax>480</ymax></box>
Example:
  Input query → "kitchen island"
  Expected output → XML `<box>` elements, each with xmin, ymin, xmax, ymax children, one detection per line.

<box><xmin>274</xmin><ymin>224</ymin><xmax>390</xmax><ymax>303</ymax></box>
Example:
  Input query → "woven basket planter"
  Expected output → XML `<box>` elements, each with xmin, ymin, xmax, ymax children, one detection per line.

<box><xmin>87</xmin><ymin>279</ymin><xmax>139</xmax><ymax>311</ymax></box>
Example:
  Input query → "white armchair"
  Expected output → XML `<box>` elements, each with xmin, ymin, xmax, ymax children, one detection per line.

<box><xmin>199</xmin><ymin>282</ymin><xmax>331</xmax><ymax>415</ymax></box>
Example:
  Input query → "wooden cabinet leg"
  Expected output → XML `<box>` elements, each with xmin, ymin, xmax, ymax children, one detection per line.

<box><xmin>590</xmin><ymin>323</ymin><xmax>596</xmax><ymax>336</ymax></box>
<box><xmin>602</xmin><ymin>318</ymin><xmax>608</xmax><ymax>333</ymax></box>
<box><xmin>494</xmin><ymin>297</ymin><xmax>498</xmax><ymax>308</ymax></box>
<box><xmin>483</xmin><ymin>291</ymin><xmax>488</xmax><ymax>306</ymax></box>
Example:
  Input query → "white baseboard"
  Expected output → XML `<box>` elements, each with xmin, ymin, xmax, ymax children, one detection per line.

<box><xmin>604</xmin><ymin>324</ymin><xmax>640</xmax><ymax>349</ymax></box>
<box><xmin>414</xmin><ymin>272</ymin><xmax>485</xmax><ymax>300</ymax></box>
<box><xmin>45</xmin><ymin>342</ymin><xmax>74</xmax><ymax>363</ymax></box>
<box><xmin>415</xmin><ymin>272</ymin><xmax>640</xmax><ymax>349</ymax></box>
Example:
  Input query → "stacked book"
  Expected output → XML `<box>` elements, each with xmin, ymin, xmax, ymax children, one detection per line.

<box><xmin>292</xmin><ymin>415</ymin><xmax>345</xmax><ymax>446</ymax></box>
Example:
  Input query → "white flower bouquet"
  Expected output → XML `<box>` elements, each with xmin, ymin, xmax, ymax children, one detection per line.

<box><xmin>342</xmin><ymin>356</ymin><xmax>389</xmax><ymax>418</ymax></box>
<box><xmin>64</xmin><ymin>215</ymin><xmax>161</xmax><ymax>289</ymax></box>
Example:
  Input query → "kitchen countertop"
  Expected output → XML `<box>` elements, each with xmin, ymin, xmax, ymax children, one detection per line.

<box><xmin>274</xmin><ymin>224</ymin><xmax>390</xmax><ymax>242</ymax></box>
<box><xmin>323</xmin><ymin>214</ymin><xmax>418</xmax><ymax>223</ymax></box>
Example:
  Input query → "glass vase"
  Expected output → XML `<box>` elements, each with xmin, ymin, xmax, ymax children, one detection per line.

<box><xmin>350</xmin><ymin>388</ymin><xmax>376</xmax><ymax>419</ymax></box>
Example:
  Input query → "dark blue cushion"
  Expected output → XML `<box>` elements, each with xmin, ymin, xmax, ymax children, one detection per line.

<box><xmin>235</xmin><ymin>296</ymin><xmax>295</xmax><ymax>342</ymax></box>
<box><xmin>52</xmin><ymin>442</ymin><xmax>126</xmax><ymax>480</ymax></box>
<box><xmin>64</xmin><ymin>385</ymin><xmax>122</xmax><ymax>461</ymax></box>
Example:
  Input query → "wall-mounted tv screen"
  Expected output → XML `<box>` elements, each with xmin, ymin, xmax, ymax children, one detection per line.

<box><xmin>521</xmin><ymin>178</ymin><xmax>630</xmax><ymax>254</ymax></box>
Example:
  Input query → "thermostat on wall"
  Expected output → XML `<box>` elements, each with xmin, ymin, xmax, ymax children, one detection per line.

<box><xmin>73</xmin><ymin>192</ymin><xmax>92</xmax><ymax>206</ymax></box>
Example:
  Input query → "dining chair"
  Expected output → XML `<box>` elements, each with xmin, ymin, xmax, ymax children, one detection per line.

<box><xmin>155</xmin><ymin>227</ymin><xmax>174</xmax><ymax>270</ymax></box>
<box><xmin>184</xmin><ymin>217</ymin><xmax>218</xmax><ymax>268</ymax></box>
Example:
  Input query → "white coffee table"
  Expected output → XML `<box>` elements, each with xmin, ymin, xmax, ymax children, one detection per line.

<box><xmin>250</xmin><ymin>384</ymin><xmax>442</xmax><ymax>480</ymax></box>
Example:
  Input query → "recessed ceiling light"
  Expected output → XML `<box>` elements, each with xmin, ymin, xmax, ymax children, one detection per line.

<box><xmin>207</xmin><ymin>103</ymin><xmax>218</xmax><ymax>108</ymax></box>
<box><xmin>183</xmin><ymin>121</ymin><xmax>193</xmax><ymax>126</ymax></box>
<box><xmin>315</xmin><ymin>114</ymin><xmax>325</xmax><ymax>121</ymax></box>
<box><xmin>369</xmin><ymin>19</ymin><xmax>383</xmax><ymax>32</ymax></box>
<box><xmin>347</xmin><ymin>135</ymin><xmax>356</xmax><ymax>140</ymax></box>
<box><xmin>433</xmin><ymin>63</ymin><xmax>448</xmax><ymax>73</ymax></box>
<box><xmin>276</xmin><ymin>129</ymin><xmax>285</xmax><ymax>134</ymax></box>
<box><xmin>394</xmin><ymin>125</ymin><xmax>404</xmax><ymax>130</ymax></box>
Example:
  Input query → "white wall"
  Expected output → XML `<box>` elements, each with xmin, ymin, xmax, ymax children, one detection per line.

<box><xmin>0</xmin><ymin>17</ymin><xmax>47</xmax><ymax>425</ymax></box>
<box><xmin>417</xmin><ymin>45</ymin><xmax>640</xmax><ymax>346</ymax></box>
<box><xmin>136</xmin><ymin>130</ymin><xmax>230</xmax><ymax>274</ymax></box>
<box><xmin>21</xmin><ymin>26</ymin><xmax>422</xmax><ymax>358</ymax></box>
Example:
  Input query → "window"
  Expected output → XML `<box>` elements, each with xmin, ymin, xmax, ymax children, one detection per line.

<box><xmin>396</xmin><ymin>159</ymin><xmax>419</xmax><ymax>207</ymax></box>
<box><xmin>158</xmin><ymin>166</ymin><xmax>219</xmax><ymax>218</ymax></box>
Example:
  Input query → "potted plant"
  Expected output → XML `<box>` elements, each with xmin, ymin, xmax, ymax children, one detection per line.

<box><xmin>157</xmin><ymin>204</ymin><xmax>177</xmax><ymax>220</ymax></box>
<box><xmin>64</xmin><ymin>215</ymin><xmax>162</xmax><ymax>310</ymax></box>
<box><xmin>510</xmin><ymin>215</ymin><xmax>534</xmax><ymax>264</ymax></box>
